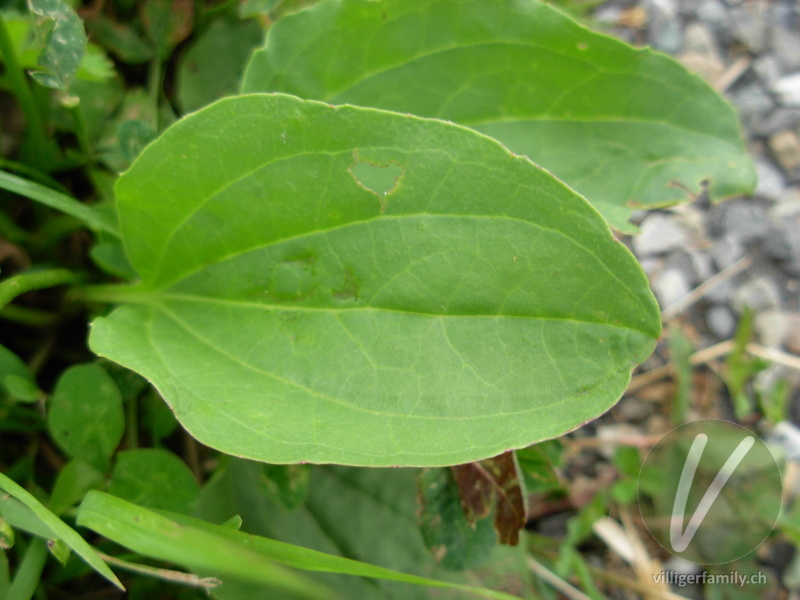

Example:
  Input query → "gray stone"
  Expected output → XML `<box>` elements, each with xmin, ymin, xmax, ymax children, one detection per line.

<box><xmin>763</xmin><ymin>220</ymin><xmax>800</xmax><ymax>262</ymax></box>
<box><xmin>729</xmin><ymin>2</ymin><xmax>769</xmax><ymax>52</ymax></box>
<box><xmin>593</xmin><ymin>5</ymin><xmax>623</xmax><ymax>24</ymax></box>
<box><xmin>711</xmin><ymin>234</ymin><xmax>747</xmax><ymax>270</ymax></box>
<box><xmin>773</xmin><ymin>26</ymin><xmax>800</xmax><ymax>72</ymax></box>
<box><xmin>687</xmin><ymin>249</ymin><xmax>716</xmax><ymax>282</ymax></box>
<box><xmin>646</xmin><ymin>0</ymin><xmax>683</xmax><ymax>55</ymax></box>
<box><xmin>753</xmin><ymin>54</ymin><xmax>783</xmax><ymax>89</ymax></box>
<box><xmin>705</xmin><ymin>277</ymin><xmax>738</xmax><ymax>304</ymax></box>
<box><xmin>770</xmin><ymin>1</ymin><xmax>800</xmax><ymax>30</ymax></box>
<box><xmin>755</xmin><ymin>309</ymin><xmax>790</xmax><ymax>346</ymax></box>
<box><xmin>785</xmin><ymin>313</ymin><xmax>800</xmax><ymax>353</ymax></box>
<box><xmin>639</xmin><ymin>256</ymin><xmax>664</xmax><ymax>278</ymax></box>
<box><xmin>706</xmin><ymin>304</ymin><xmax>737</xmax><ymax>339</ymax></box>
<box><xmin>763</xmin><ymin>215</ymin><xmax>800</xmax><ymax>276</ymax></box>
<box><xmin>755</xmin><ymin>108</ymin><xmax>800</xmax><ymax>137</ymax></box>
<box><xmin>769</xmin><ymin>129</ymin><xmax>800</xmax><ymax>173</ymax></box>
<box><xmin>773</xmin><ymin>72</ymin><xmax>800</xmax><ymax>106</ymax></box>
<box><xmin>755</xmin><ymin>157</ymin><xmax>787</xmax><ymax>201</ymax></box>
<box><xmin>679</xmin><ymin>22</ymin><xmax>725</xmax><ymax>82</ymax></box>
<box><xmin>682</xmin><ymin>21</ymin><xmax>720</xmax><ymax>55</ymax></box>
<box><xmin>720</xmin><ymin>201</ymin><xmax>771</xmax><ymax>244</ymax></box>
<box><xmin>633</xmin><ymin>213</ymin><xmax>691</xmax><ymax>256</ymax></box>
<box><xmin>733</xmin><ymin>276</ymin><xmax>784</xmax><ymax>312</ymax></box>
<box><xmin>730</xmin><ymin>83</ymin><xmax>776</xmax><ymax>133</ymax></box>
<box><xmin>664</xmin><ymin>251</ymin><xmax>698</xmax><ymax>284</ymax></box>
<box><xmin>653</xmin><ymin>268</ymin><xmax>692</xmax><ymax>310</ymax></box>
<box><xmin>696</xmin><ymin>0</ymin><xmax>730</xmax><ymax>29</ymax></box>
<box><xmin>769</xmin><ymin>187</ymin><xmax>800</xmax><ymax>219</ymax></box>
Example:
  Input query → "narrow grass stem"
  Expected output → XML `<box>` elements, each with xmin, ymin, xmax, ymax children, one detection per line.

<box><xmin>0</xmin><ymin>269</ymin><xmax>81</xmax><ymax>309</ymax></box>
<box><xmin>0</xmin><ymin>15</ymin><xmax>50</xmax><ymax>162</ymax></box>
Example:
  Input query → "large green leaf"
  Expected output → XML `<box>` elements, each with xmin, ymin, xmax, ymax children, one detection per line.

<box><xmin>88</xmin><ymin>93</ymin><xmax>659</xmax><ymax>466</ymax></box>
<box><xmin>241</xmin><ymin>0</ymin><xmax>755</xmax><ymax>231</ymax></box>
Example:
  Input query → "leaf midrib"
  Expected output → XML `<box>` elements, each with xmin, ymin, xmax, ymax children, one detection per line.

<box><xmin>132</xmin><ymin>211</ymin><xmax>653</xmax><ymax>335</ymax></box>
<box><xmin>147</xmin><ymin>294</ymin><xmax>652</xmax><ymax>336</ymax></box>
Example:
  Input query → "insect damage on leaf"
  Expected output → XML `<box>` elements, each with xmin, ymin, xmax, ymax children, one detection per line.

<box><xmin>348</xmin><ymin>151</ymin><xmax>404</xmax><ymax>213</ymax></box>
<box><xmin>451</xmin><ymin>451</ymin><xmax>527</xmax><ymax>546</ymax></box>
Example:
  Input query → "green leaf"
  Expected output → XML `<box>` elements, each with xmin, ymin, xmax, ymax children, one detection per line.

<box><xmin>2</xmin><ymin>375</ymin><xmax>39</xmax><ymax>403</ymax></box>
<box><xmin>0</xmin><ymin>471</ymin><xmax>124</xmax><ymax>590</ymax></box>
<box><xmin>612</xmin><ymin>445</ymin><xmax>640</xmax><ymax>477</ymax></box>
<box><xmin>88</xmin><ymin>93</ymin><xmax>659</xmax><ymax>466</ymax></box>
<box><xmin>193</xmin><ymin>460</ymin><xmax>532</xmax><ymax>599</ymax></box>
<box><xmin>0</xmin><ymin>345</ymin><xmax>38</xmax><ymax>403</ymax></box>
<box><xmin>47</xmin><ymin>363</ymin><xmax>124</xmax><ymax>471</ymax></box>
<box><xmin>418</xmin><ymin>467</ymin><xmax>497</xmax><ymax>571</ymax></box>
<box><xmin>83</xmin><ymin>15</ymin><xmax>154</xmax><ymax>64</ymax></box>
<box><xmin>52</xmin><ymin>77</ymin><xmax>125</xmax><ymax>143</ymax></box>
<box><xmin>241</xmin><ymin>0</ymin><xmax>755</xmax><ymax>232</ymax></box>
<box><xmin>108</xmin><ymin>449</ymin><xmax>200</xmax><ymax>514</ymax></box>
<box><xmin>175</xmin><ymin>15</ymin><xmax>263</xmax><ymax>114</ymax></box>
<box><xmin>77</xmin><ymin>491</ymin><xmax>339</xmax><ymax>600</ymax></box>
<box><xmin>76</xmin><ymin>43</ymin><xmax>117</xmax><ymax>81</ymax></box>
<box><xmin>515</xmin><ymin>441</ymin><xmax>563</xmax><ymax>495</ymax></box>
<box><xmin>49</xmin><ymin>459</ymin><xmax>104</xmax><ymax>516</ymax></box>
<box><xmin>47</xmin><ymin>538</ymin><xmax>70</xmax><ymax>565</ymax></box>
<box><xmin>261</xmin><ymin>464</ymin><xmax>311</xmax><ymax>509</ymax></box>
<box><xmin>141</xmin><ymin>0</ymin><xmax>193</xmax><ymax>61</ymax></box>
<box><xmin>27</xmin><ymin>0</ymin><xmax>87</xmax><ymax>90</ymax></box>
<box><xmin>0</xmin><ymin>517</ymin><xmax>14</xmax><ymax>550</ymax></box>
<box><xmin>0</xmin><ymin>496</ymin><xmax>53</xmax><ymax>539</ymax></box>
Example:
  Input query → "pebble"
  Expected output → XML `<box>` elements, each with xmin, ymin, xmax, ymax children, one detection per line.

<box><xmin>755</xmin><ymin>156</ymin><xmax>787</xmax><ymax>201</ymax></box>
<box><xmin>720</xmin><ymin>201</ymin><xmax>770</xmax><ymax>244</ymax></box>
<box><xmin>753</xmin><ymin>54</ymin><xmax>783</xmax><ymax>90</ymax></box>
<box><xmin>772</xmin><ymin>26</ymin><xmax>800</xmax><ymax>73</ymax></box>
<box><xmin>787</xmin><ymin>313</ymin><xmax>800</xmax><ymax>353</ymax></box>
<box><xmin>706</xmin><ymin>304</ymin><xmax>737</xmax><ymax>338</ymax></box>
<box><xmin>704</xmin><ymin>277</ymin><xmax>738</xmax><ymax>304</ymax></box>
<box><xmin>645</xmin><ymin>0</ymin><xmax>683</xmax><ymax>54</ymax></box>
<box><xmin>733</xmin><ymin>276</ymin><xmax>784</xmax><ymax>312</ymax></box>
<box><xmin>633</xmin><ymin>213</ymin><xmax>691</xmax><ymax>256</ymax></box>
<box><xmin>710</xmin><ymin>234</ymin><xmax>747</xmax><ymax>270</ymax></box>
<box><xmin>755</xmin><ymin>108</ymin><xmax>800</xmax><ymax>137</ymax></box>
<box><xmin>729</xmin><ymin>2</ymin><xmax>769</xmax><ymax>52</ymax></box>
<box><xmin>730</xmin><ymin>83</ymin><xmax>776</xmax><ymax>134</ymax></box>
<box><xmin>755</xmin><ymin>309</ymin><xmax>790</xmax><ymax>346</ymax></box>
<box><xmin>638</xmin><ymin>256</ymin><xmax>663</xmax><ymax>278</ymax></box>
<box><xmin>768</xmin><ymin>187</ymin><xmax>800</xmax><ymax>219</ymax></box>
<box><xmin>687</xmin><ymin>249</ymin><xmax>715</xmax><ymax>281</ymax></box>
<box><xmin>768</xmin><ymin>129</ymin><xmax>800</xmax><ymax>173</ymax></box>
<box><xmin>773</xmin><ymin>72</ymin><xmax>800</xmax><ymax>106</ymax></box>
<box><xmin>763</xmin><ymin>221</ymin><xmax>800</xmax><ymax>264</ymax></box>
<box><xmin>679</xmin><ymin>22</ymin><xmax>725</xmax><ymax>82</ymax></box>
<box><xmin>695</xmin><ymin>0</ymin><xmax>729</xmax><ymax>30</ymax></box>
<box><xmin>653</xmin><ymin>267</ymin><xmax>691</xmax><ymax>309</ymax></box>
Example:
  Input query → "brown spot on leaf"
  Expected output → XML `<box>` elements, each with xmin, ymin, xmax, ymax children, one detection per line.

<box><xmin>451</xmin><ymin>451</ymin><xmax>527</xmax><ymax>545</ymax></box>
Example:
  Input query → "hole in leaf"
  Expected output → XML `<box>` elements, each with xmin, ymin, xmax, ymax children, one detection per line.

<box><xmin>349</xmin><ymin>154</ymin><xmax>404</xmax><ymax>212</ymax></box>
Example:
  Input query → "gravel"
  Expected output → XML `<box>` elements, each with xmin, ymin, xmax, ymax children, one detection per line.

<box><xmin>568</xmin><ymin>0</ymin><xmax>800</xmax><ymax>587</ymax></box>
<box><xmin>590</xmin><ymin>0</ymin><xmax>800</xmax><ymax>422</ymax></box>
